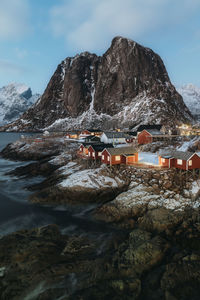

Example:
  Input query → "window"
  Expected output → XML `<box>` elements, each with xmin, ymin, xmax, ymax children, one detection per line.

<box><xmin>162</xmin><ymin>158</ymin><xmax>165</xmax><ymax>163</ymax></box>
<box><xmin>98</xmin><ymin>152</ymin><xmax>102</xmax><ymax>156</ymax></box>
<box><xmin>88</xmin><ymin>152</ymin><xmax>91</xmax><ymax>156</ymax></box>
<box><xmin>115</xmin><ymin>155</ymin><xmax>121</xmax><ymax>161</ymax></box>
<box><xmin>92</xmin><ymin>152</ymin><xmax>95</xmax><ymax>157</ymax></box>
<box><xmin>189</xmin><ymin>160</ymin><xmax>192</xmax><ymax>166</ymax></box>
<box><xmin>177</xmin><ymin>159</ymin><xmax>182</xmax><ymax>165</ymax></box>
<box><xmin>107</xmin><ymin>156</ymin><xmax>110</xmax><ymax>162</ymax></box>
<box><xmin>102</xmin><ymin>155</ymin><xmax>104</xmax><ymax>160</ymax></box>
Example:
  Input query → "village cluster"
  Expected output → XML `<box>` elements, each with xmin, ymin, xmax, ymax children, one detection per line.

<box><xmin>64</xmin><ymin>125</ymin><xmax>200</xmax><ymax>171</ymax></box>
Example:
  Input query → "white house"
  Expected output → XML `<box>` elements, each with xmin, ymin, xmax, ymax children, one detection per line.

<box><xmin>100</xmin><ymin>132</ymin><xmax>131</xmax><ymax>144</ymax></box>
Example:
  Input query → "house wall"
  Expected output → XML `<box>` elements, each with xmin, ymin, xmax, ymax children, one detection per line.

<box><xmin>188</xmin><ymin>154</ymin><xmax>200</xmax><ymax>169</ymax></box>
<box><xmin>110</xmin><ymin>155</ymin><xmax>122</xmax><ymax>165</ymax></box>
<box><xmin>88</xmin><ymin>146</ymin><xmax>96</xmax><ymax>159</ymax></box>
<box><xmin>101</xmin><ymin>149</ymin><xmax>110</xmax><ymax>164</ymax></box>
<box><xmin>138</xmin><ymin>130</ymin><xmax>152</xmax><ymax>144</ymax></box>
<box><xmin>173</xmin><ymin>159</ymin><xmax>187</xmax><ymax>170</ymax></box>
<box><xmin>126</xmin><ymin>155</ymin><xmax>136</xmax><ymax>164</ymax></box>
<box><xmin>159</xmin><ymin>156</ymin><xmax>170</xmax><ymax>167</ymax></box>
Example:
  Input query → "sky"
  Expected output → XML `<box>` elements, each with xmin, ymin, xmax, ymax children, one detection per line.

<box><xmin>0</xmin><ymin>0</ymin><xmax>200</xmax><ymax>94</ymax></box>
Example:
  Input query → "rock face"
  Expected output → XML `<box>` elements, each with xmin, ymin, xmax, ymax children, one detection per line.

<box><xmin>177</xmin><ymin>84</ymin><xmax>200</xmax><ymax>120</ymax></box>
<box><xmin>1</xmin><ymin>36</ymin><xmax>192</xmax><ymax>132</ymax></box>
<box><xmin>0</xmin><ymin>83</ymin><xmax>40</xmax><ymax>125</ymax></box>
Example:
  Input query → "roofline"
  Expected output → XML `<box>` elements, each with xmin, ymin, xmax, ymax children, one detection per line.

<box><xmin>102</xmin><ymin>148</ymin><xmax>111</xmax><ymax>155</ymax></box>
<box><xmin>141</xmin><ymin>129</ymin><xmax>152</xmax><ymax>136</ymax></box>
<box><xmin>186</xmin><ymin>152</ymin><xmax>200</xmax><ymax>161</ymax></box>
<box><xmin>160</xmin><ymin>152</ymin><xmax>200</xmax><ymax>161</ymax></box>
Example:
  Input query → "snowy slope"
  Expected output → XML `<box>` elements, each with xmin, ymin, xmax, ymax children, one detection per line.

<box><xmin>177</xmin><ymin>84</ymin><xmax>200</xmax><ymax>120</ymax></box>
<box><xmin>0</xmin><ymin>83</ymin><xmax>40</xmax><ymax>125</ymax></box>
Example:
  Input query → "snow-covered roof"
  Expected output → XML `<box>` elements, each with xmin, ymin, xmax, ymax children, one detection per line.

<box><xmin>145</xmin><ymin>129</ymin><xmax>162</xmax><ymax>136</ymax></box>
<box><xmin>105</xmin><ymin>146</ymin><xmax>137</xmax><ymax>156</ymax></box>
<box><xmin>159</xmin><ymin>150</ymin><xmax>198</xmax><ymax>161</ymax></box>
<box><xmin>89</xmin><ymin>144</ymin><xmax>113</xmax><ymax>152</ymax></box>
<box><xmin>103</xmin><ymin>132</ymin><xmax>131</xmax><ymax>138</ymax></box>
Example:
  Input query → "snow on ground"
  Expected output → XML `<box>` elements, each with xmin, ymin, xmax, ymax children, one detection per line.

<box><xmin>112</xmin><ymin>182</ymin><xmax>200</xmax><ymax>212</ymax></box>
<box><xmin>190</xmin><ymin>180</ymin><xmax>200</xmax><ymax>200</ymax></box>
<box><xmin>59</xmin><ymin>167</ymin><xmax>124</xmax><ymax>189</ymax></box>
<box><xmin>49</xmin><ymin>152</ymin><xmax>72</xmax><ymax>166</ymax></box>
<box><xmin>59</xmin><ymin>162</ymin><xmax>81</xmax><ymax>176</ymax></box>
<box><xmin>139</xmin><ymin>152</ymin><xmax>159</xmax><ymax>165</ymax></box>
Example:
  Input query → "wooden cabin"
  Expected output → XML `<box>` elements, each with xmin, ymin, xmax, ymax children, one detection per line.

<box><xmin>88</xmin><ymin>144</ymin><xmax>113</xmax><ymax>160</ymax></box>
<box><xmin>101</xmin><ymin>132</ymin><xmax>131</xmax><ymax>144</ymax></box>
<box><xmin>78</xmin><ymin>143</ymin><xmax>89</xmax><ymax>157</ymax></box>
<box><xmin>159</xmin><ymin>150</ymin><xmax>200</xmax><ymax>170</ymax></box>
<box><xmin>65</xmin><ymin>132</ymin><xmax>79</xmax><ymax>139</ymax></box>
<box><xmin>87</xmin><ymin>129</ymin><xmax>103</xmax><ymax>137</ymax></box>
<box><xmin>138</xmin><ymin>129</ymin><xmax>162</xmax><ymax>144</ymax></box>
<box><xmin>101</xmin><ymin>147</ymin><xmax>138</xmax><ymax>166</ymax></box>
<box><xmin>80</xmin><ymin>129</ymin><xmax>102</xmax><ymax>137</ymax></box>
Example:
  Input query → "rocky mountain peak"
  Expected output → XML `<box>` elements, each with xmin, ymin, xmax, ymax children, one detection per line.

<box><xmin>0</xmin><ymin>36</ymin><xmax>193</xmax><ymax>132</ymax></box>
<box><xmin>178</xmin><ymin>84</ymin><xmax>200</xmax><ymax>120</ymax></box>
<box><xmin>0</xmin><ymin>83</ymin><xmax>40</xmax><ymax>125</ymax></box>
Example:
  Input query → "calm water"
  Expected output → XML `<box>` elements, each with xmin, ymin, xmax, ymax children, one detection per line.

<box><xmin>0</xmin><ymin>133</ymin><xmax>115</xmax><ymax>240</ymax></box>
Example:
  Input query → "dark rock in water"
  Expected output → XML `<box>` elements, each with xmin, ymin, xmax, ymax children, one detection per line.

<box><xmin>0</xmin><ymin>218</ymin><xmax>199</xmax><ymax>300</ymax></box>
<box><xmin>1</xmin><ymin>36</ymin><xmax>192</xmax><ymax>132</ymax></box>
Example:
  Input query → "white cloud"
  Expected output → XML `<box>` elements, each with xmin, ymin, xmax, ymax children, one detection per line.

<box><xmin>0</xmin><ymin>59</ymin><xmax>27</xmax><ymax>75</ymax></box>
<box><xmin>49</xmin><ymin>0</ymin><xmax>200</xmax><ymax>52</ymax></box>
<box><xmin>0</xmin><ymin>0</ymin><xmax>30</xmax><ymax>40</ymax></box>
<box><xmin>15</xmin><ymin>48</ymin><xmax>28</xmax><ymax>59</ymax></box>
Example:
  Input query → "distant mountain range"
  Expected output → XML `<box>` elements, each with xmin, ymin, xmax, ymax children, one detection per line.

<box><xmin>177</xmin><ymin>84</ymin><xmax>200</xmax><ymax>121</ymax></box>
<box><xmin>0</xmin><ymin>37</ymin><xmax>193</xmax><ymax>132</ymax></box>
<box><xmin>0</xmin><ymin>83</ymin><xmax>40</xmax><ymax>125</ymax></box>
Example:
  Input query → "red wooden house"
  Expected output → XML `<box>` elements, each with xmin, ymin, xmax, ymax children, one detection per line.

<box><xmin>78</xmin><ymin>143</ymin><xmax>89</xmax><ymax>157</ymax></box>
<box><xmin>88</xmin><ymin>144</ymin><xmax>113</xmax><ymax>160</ymax></box>
<box><xmin>101</xmin><ymin>147</ymin><xmax>138</xmax><ymax>166</ymax></box>
<box><xmin>159</xmin><ymin>150</ymin><xmax>200</xmax><ymax>170</ymax></box>
<box><xmin>138</xmin><ymin>129</ymin><xmax>162</xmax><ymax>144</ymax></box>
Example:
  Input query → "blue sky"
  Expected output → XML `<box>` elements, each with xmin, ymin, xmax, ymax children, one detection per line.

<box><xmin>0</xmin><ymin>0</ymin><xmax>200</xmax><ymax>94</ymax></box>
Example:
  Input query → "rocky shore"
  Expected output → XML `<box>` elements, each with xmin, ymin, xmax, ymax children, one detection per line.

<box><xmin>0</xmin><ymin>138</ymin><xmax>200</xmax><ymax>299</ymax></box>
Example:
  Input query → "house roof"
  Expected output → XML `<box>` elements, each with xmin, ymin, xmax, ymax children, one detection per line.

<box><xmin>103</xmin><ymin>132</ymin><xmax>131</xmax><ymax>138</ymax></box>
<box><xmin>159</xmin><ymin>150</ymin><xmax>198</xmax><ymax>161</ymax></box>
<box><xmin>84</xmin><ymin>135</ymin><xmax>100</xmax><ymax>141</ymax></box>
<box><xmin>126</xmin><ymin>131</ymin><xmax>137</xmax><ymax>136</ymax></box>
<box><xmin>105</xmin><ymin>146</ymin><xmax>137</xmax><ymax>156</ymax></box>
<box><xmin>87</xmin><ymin>129</ymin><xmax>102</xmax><ymax>133</ymax></box>
<box><xmin>90</xmin><ymin>144</ymin><xmax>113</xmax><ymax>152</ymax></box>
<box><xmin>137</xmin><ymin>125</ymin><xmax>162</xmax><ymax>132</ymax></box>
<box><xmin>81</xmin><ymin>142</ymin><xmax>103</xmax><ymax>147</ymax></box>
<box><xmin>144</xmin><ymin>129</ymin><xmax>162</xmax><ymax>136</ymax></box>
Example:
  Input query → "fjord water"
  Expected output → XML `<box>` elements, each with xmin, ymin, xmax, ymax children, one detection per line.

<box><xmin>0</xmin><ymin>133</ymin><xmax>114</xmax><ymax>240</ymax></box>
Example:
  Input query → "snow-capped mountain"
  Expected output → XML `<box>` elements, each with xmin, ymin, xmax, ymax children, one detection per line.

<box><xmin>177</xmin><ymin>84</ymin><xmax>200</xmax><ymax>120</ymax></box>
<box><xmin>0</xmin><ymin>37</ymin><xmax>193</xmax><ymax>132</ymax></box>
<box><xmin>0</xmin><ymin>83</ymin><xmax>40</xmax><ymax>125</ymax></box>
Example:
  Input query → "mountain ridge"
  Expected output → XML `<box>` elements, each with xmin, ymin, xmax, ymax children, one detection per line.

<box><xmin>0</xmin><ymin>37</ymin><xmax>193</xmax><ymax>132</ymax></box>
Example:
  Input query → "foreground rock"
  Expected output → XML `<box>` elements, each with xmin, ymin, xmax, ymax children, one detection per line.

<box><xmin>0</xmin><ymin>223</ymin><xmax>199</xmax><ymax>300</ymax></box>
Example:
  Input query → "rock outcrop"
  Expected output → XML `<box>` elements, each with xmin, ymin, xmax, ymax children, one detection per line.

<box><xmin>1</xmin><ymin>37</ymin><xmax>192</xmax><ymax>132</ymax></box>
